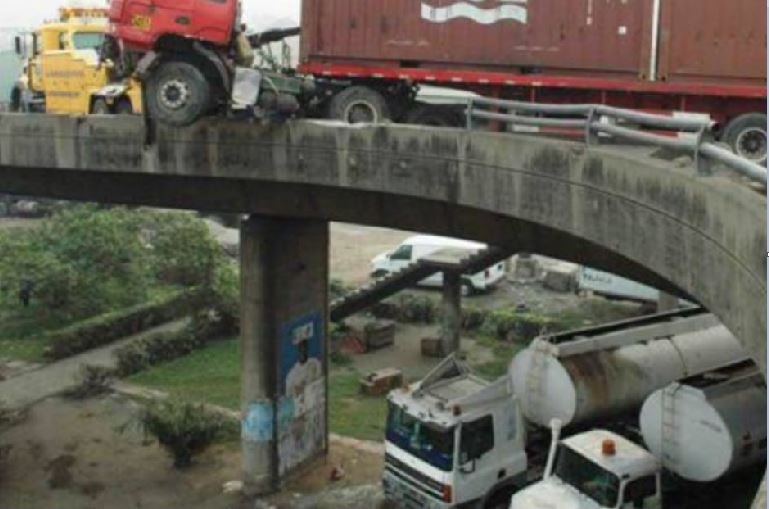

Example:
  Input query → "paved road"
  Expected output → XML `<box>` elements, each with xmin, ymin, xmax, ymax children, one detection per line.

<box><xmin>0</xmin><ymin>320</ymin><xmax>186</xmax><ymax>409</ymax></box>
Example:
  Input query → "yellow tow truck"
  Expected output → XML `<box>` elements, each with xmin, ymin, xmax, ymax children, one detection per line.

<box><xmin>11</xmin><ymin>7</ymin><xmax>141</xmax><ymax>115</ymax></box>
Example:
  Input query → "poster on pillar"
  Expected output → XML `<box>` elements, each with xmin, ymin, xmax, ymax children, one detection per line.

<box><xmin>277</xmin><ymin>311</ymin><xmax>326</xmax><ymax>475</ymax></box>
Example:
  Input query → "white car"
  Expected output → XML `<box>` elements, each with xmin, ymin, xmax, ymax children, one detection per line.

<box><xmin>371</xmin><ymin>235</ymin><xmax>506</xmax><ymax>295</ymax></box>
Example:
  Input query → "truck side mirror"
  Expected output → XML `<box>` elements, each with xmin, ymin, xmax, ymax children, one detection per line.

<box><xmin>14</xmin><ymin>36</ymin><xmax>21</xmax><ymax>56</ymax></box>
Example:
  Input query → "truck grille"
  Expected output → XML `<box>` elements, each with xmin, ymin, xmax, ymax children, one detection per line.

<box><xmin>384</xmin><ymin>453</ymin><xmax>444</xmax><ymax>501</ymax></box>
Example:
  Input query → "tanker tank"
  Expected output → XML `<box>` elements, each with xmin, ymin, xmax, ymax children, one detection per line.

<box><xmin>640</xmin><ymin>362</ymin><xmax>766</xmax><ymax>483</ymax></box>
<box><xmin>508</xmin><ymin>311</ymin><xmax>748</xmax><ymax>428</ymax></box>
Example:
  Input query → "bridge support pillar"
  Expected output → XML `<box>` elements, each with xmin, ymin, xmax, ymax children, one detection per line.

<box><xmin>441</xmin><ymin>271</ymin><xmax>462</xmax><ymax>355</ymax></box>
<box><xmin>240</xmin><ymin>215</ymin><xmax>329</xmax><ymax>496</ymax></box>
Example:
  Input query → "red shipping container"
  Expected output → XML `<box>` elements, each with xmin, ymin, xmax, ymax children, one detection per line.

<box><xmin>301</xmin><ymin>0</ymin><xmax>766</xmax><ymax>85</ymax></box>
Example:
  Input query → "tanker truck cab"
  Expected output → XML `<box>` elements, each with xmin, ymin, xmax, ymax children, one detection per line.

<box><xmin>383</xmin><ymin>356</ymin><xmax>529</xmax><ymax>509</ymax></box>
<box><xmin>511</xmin><ymin>429</ymin><xmax>662</xmax><ymax>509</ymax></box>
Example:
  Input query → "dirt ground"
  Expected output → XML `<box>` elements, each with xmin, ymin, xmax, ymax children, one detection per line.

<box><xmin>0</xmin><ymin>395</ymin><xmax>385</xmax><ymax>509</ymax></box>
<box><xmin>329</xmin><ymin>224</ymin><xmax>414</xmax><ymax>287</ymax></box>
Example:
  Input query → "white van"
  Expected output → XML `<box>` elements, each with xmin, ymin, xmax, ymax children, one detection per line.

<box><xmin>578</xmin><ymin>266</ymin><xmax>692</xmax><ymax>306</ymax></box>
<box><xmin>371</xmin><ymin>235</ymin><xmax>506</xmax><ymax>295</ymax></box>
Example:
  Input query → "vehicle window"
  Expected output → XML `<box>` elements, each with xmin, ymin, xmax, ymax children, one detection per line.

<box><xmin>390</xmin><ymin>244</ymin><xmax>412</xmax><ymax>261</ymax></box>
<box><xmin>553</xmin><ymin>445</ymin><xmax>620</xmax><ymax>508</ymax></box>
<box><xmin>72</xmin><ymin>32</ymin><xmax>105</xmax><ymax>50</ymax></box>
<box><xmin>386</xmin><ymin>404</ymin><xmax>455</xmax><ymax>472</ymax></box>
<box><xmin>624</xmin><ymin>475</ymin><xmax>657</xmax><ymax>505</ymax></box>
<box><xmin>460</xmin><ymin>415</ymin><xmax>494</xmax><ymax>463</ymax></box>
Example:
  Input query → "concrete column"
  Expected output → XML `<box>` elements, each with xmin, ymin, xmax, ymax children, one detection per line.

<box><xmin>441</xmin><ymin>271</ymin><xmax>462</xmax><ymax>355</ymax></box>
<box><xmin>240</xmin><ymin>215</ymin><xmax>329</xmax><ymax>496</ymax></box>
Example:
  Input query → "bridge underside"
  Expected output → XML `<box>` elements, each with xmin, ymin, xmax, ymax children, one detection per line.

<box><xmin>0</xmin><ymin>114</ymin><xmax>765</xmax><ymax>497</ymax></box>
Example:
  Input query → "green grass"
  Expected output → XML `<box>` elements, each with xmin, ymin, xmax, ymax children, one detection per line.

<box><xmin>128</xmin><ymin>339</ymin><xmax>389</xmax><ymax>442</ymax></box>
<box><xmin>470</xmin><ymin>335</ymin><xmax>525</xmax><ymax>381</ymax></box>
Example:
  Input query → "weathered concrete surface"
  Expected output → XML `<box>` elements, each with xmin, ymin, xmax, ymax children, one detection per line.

<box><xmin>240</xmin><ymin>216</ymin><xmax>329</xmax><ymax>495</ymax></box>
<box><xmin>0</xmin><ymin>115</ymin><xmax>764</xmax><ymax>377</ymax></box>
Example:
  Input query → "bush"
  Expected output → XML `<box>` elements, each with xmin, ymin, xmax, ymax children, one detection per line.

<box><xmin>65</xmin><ymin>365</ymin><xmax>114</xmax><ymax>399</ymax></box>
<box><xmin>136</xmin><ymin>400</ymin><xmax>227</xmax><ymax>468</ymax></box>
<box><xmin>0</xmin><ymin>205</ymin><xmax>152</xmax><ymax>319</ymax></box>
<box><xmin>44</xmin><ymin>289</ymin><xmax>198</xmax><ymax>360</ymax></box>
<box><xmin>480</xmin><ymin>309</ymin><xmax>555</xmax><ymax>343</ymax></box>
<box><xmin>395</xmin><ymin>294</ymin><xmax>437</xmax><ymax>324</ymax></box>
<box><xmin>115</xmin><ymin>313</ymin><xmax>230</xmax><ymax>376</ymax></box>
<box><xmin>461</xmin><ymin>306</ymin><xmax>488</xmax><ymax>331</ymax></box>
<box><xmin>142</xmin><ymin>212</ymin><xmax>224</xmax><ymax>288</ymax></box>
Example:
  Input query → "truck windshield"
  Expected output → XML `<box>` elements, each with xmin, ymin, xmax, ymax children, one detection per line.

<box><xmin>553</xmin><ymin>445</ymin><xmax>620</xmax><ymax>508</ymax></box>
<box><xmin>386</xmin><ymin>404</ymin><xmax>455</xmax><ymax>472</ymax></box>
<box><xmin>72</xmin><ymin>32</ymin><xmax>104</xmax><ymax>50</ymax></box>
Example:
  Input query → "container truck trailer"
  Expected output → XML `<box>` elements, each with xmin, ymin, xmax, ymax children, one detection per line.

<box><xmin>381</xmin><ymin>308</ymin><xmax>749</xmax><ymax>509</ymax></box>
<box><xmin>300</xmin><ymin>0</ymin><xmax>767</xmax><ymax>163</ymax></box>
<box><xmin>509</xmin><ymin>361</ymin><xmax>766</xmax><ymax>509</ymax></box>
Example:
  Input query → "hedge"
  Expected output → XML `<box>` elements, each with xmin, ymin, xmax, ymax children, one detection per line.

<box><xmin>44</xmin><ymin>289</ymin><xmax>202</xmax><ymax>360</ymax></box>
<box><xmin>115</xmin><ymin>313</ymin><xmax>231</xmax><ymax>377</ymax></box>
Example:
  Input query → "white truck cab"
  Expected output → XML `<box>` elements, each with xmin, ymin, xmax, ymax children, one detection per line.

<box><xmin>371</xmin><ymin>235</ymin><xmax>506</xmax><ymax>295</ymax></box>
<box><xmin>383</xmin><ymin>357</ymin><xmax>529</xmax><ymax>509</ymax></box>
<box><xmin>510</xmin><ymin>429</ymin><xmax>662</xmax><ymax>509</ymax></box>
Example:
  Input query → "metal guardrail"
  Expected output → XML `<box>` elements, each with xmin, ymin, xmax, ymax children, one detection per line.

<box><xmin>465</xmin><ymin>97</ymin><xmax>767</xmax><ymax>185</ymax></box>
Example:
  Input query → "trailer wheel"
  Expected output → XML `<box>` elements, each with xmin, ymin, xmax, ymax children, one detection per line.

<box><xmin>115</xmin><ymin>98</ymin><xmax>133</xmax><ymax>115</ymax></box>
<box><xmin>722</xmin><ymin>113</ymin><xmax>767</xmax><ymax>165</ymax></box>
<box><xmin>146</xmin><ymin>61</ymin><xmax>211</xmax><ymax>127</ymax></box>
<box><xmin>91</xmin><ymin>98</ymin><xmax>111</xmax><ymax>115</ymax></box>
<box><xmin>329</xmin><ymin>86</ymin><xmax>390</xmax><ymax>124</ymax></box>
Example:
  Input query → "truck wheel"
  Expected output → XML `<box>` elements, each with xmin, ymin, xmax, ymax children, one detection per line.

<box><xmin>722</xmin><ymin>113</ymin><xmax>767</xmax><ymax>165</ymax></box>
<box><xmin>406</xmin><ymin>104</ymin><xmax>465</xmax><ymax>127</ymax></box>
<box><xmin>91</xmin><ymin>99</ymin><xmax>111</xmax><ymax>115</ymax></box>
<box><xmin>146</xmin><ymin>61</ymin><xmax>211</xmax><ymax>127</ymax></box>
<box><xmin>115</xmin><ymin>98</ymin><xmax>133</xmax><ymax>115</ymax></box>
<box><xmin>329</xmin><ymin>86</ymin><xmax>390</xmax><ymax>124</ymax></box>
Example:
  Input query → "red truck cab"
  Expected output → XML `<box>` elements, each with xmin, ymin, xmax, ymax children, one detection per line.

<box><xmin>108</xmin><ymin>0</ymin><xmax>238</xmax><ymax>51</ymax></box>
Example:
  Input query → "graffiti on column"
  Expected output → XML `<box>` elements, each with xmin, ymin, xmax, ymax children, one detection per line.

<box><xmin>277</xmin><ymin>311</ymin><xmax>326</xmax><ymax>475</ymax></box>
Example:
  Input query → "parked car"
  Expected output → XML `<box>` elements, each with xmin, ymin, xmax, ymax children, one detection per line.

<box><xmin>371</xmin><ymin>235</ymin><xmax>506</xmax><ymax>295</ymax></box>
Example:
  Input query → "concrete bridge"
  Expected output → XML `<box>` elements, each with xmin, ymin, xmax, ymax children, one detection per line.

<box><xmin>0</xmin><ymin>114</ymin><xmax>765</xmax><ymax>500</ymax></box>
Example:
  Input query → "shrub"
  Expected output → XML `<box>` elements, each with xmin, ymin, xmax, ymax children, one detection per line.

<box><xmin>65</xmin><ymin>365</ymin><xmax>114</xmax><ymax>399</ymax></box>
<box><xmin>115</xmin><ymin>313</ymin><xmax>229</xmax><ymax>376</ymax></box>
<box><xmin>395</xmin><ymin>294</ymin><xmax>437</xmax><ymax>324</ymax></box>
<box><xmin>0</xmin><ymin>205</ymin><xmax>153</xmax><ymax>319</ymax></box>
<box><xmin>142</xmin><ymin>212</ymin><xmax>224</xmax><ymax>288</ymax></box>
<box><xmin>480</xmin><ymin>309</ymin><xmax>555</xmax><ymax>343</ymax></box>
<box><xmin>44</xmin><ymin>289</ymin><xmax>198</xmax><ymax>360</ymax></box>
<box><xmin>136</xmin><ymin>400</ymin><xmax>227</xmax><ymax>468</ymax></box>
<box><xmin>330</xmin><ymin>350</ymin><xmax>353</xmax><ymax>366</ymax></box>
<box><xmin>461</xmin><ymin>306</ymin><xmax>488</xmax><ymax>331</ymax></box>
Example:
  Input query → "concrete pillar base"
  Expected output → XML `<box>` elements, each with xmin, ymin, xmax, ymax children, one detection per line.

<box><xmin>240</xmin><ymin>215</ymin><xmax>329</xmax><ymax>496</ymax></box>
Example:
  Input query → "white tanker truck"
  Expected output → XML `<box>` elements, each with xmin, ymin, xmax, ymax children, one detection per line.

<box><xmin>509</xmin><ymin>361</ymin><xmax>766</xmax><ymax>509</ymax></box>
<box><xmin>381</xmin><ymin>308</ymin><xmax>754</xmax><ymax>509</ymax></box>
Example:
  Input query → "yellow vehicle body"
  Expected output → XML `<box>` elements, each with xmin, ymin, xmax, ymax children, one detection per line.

<box><xmin>24</xmin><ymin>7</ymin><xmax>142</xmax><ymax>115</ymax></box>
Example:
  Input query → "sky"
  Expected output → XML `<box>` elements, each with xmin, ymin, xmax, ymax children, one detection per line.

<box><xmin>0</xmin><ymin>0</ymin><xmax>301</xmax><ymax>28</ymax></box>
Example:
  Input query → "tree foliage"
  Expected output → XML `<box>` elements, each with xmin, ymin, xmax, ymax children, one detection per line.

<box><xmin>0</xmin><ymin>206</ymin><xmax>226</xmax><ymax>323</ymax></box>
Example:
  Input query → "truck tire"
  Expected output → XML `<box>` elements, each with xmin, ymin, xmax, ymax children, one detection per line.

<box><xmin>406</xmin><ymin>104</ymin><xmax>465</xmax><ymax>127</ymax></box>
<box><xmin>91</xmin><ymin>98</ymin><xmax>111</xmax><ymax>115</ymax></box>
<box><xmin>328</xmin><ymin>86</ymin><xmax>390</xmax><ymax>124</ymax></box>
<box><xmin>146</xmin><ymin>61</ymin><xmax>211</xmax><ymax>127</ymax></box>
<box><xmin>722</xmin><ymin>113</ymin><xmax>767</xmax><ymax>165</ymax></box>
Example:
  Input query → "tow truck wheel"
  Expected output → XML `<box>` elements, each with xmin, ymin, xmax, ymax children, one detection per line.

<box><xmin>91</xmin><ymin>99</ymin><xmax>111</xmax><ymax>115</ymax></box>
<box><xmin>722</xmin><ymin>113</ymin><xmax>767</xmax><ymax>165</ymax></box>
<box><xmin>328</xmin><ymin>86</ymin><xmax>391</xmax><ymax>124</ymax></box>
<box><xmin>146</xmin><ymin>61</ymin><xmax>211</xmax><ymax>127</ymax></box>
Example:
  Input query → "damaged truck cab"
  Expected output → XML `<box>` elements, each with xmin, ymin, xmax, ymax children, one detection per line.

<box><xmin>107</xmin><ymin>0</ymin><xmax>309</xmax><ymax>126</ymax></box>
